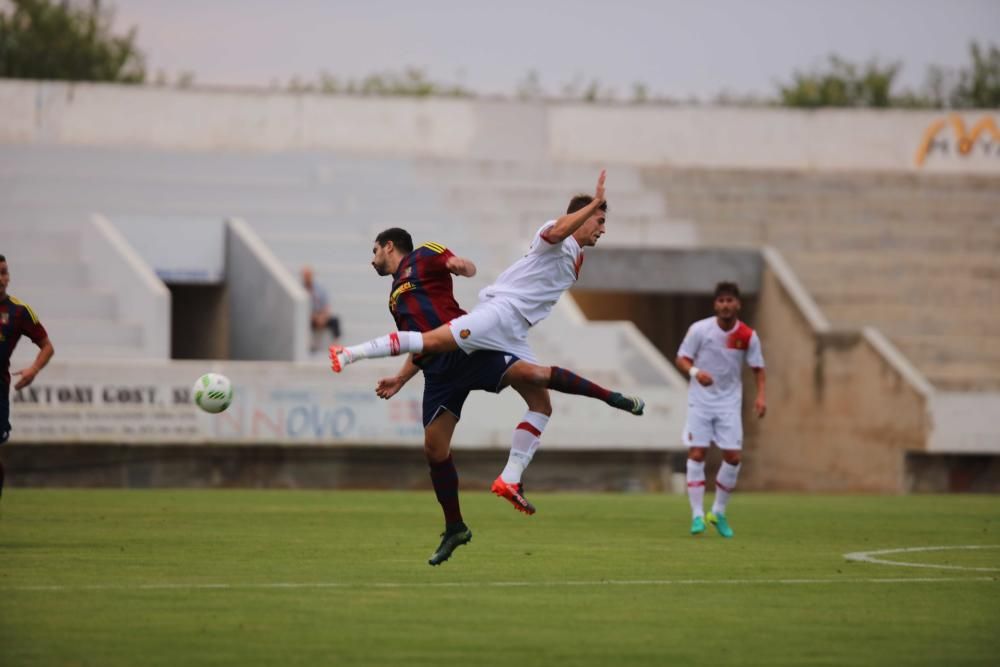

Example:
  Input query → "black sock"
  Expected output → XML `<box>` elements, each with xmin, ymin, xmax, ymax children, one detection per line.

<box><xmin>428</xmin><ymin>454</ymin><xmax>462</xmax><ymax>525</ymax></box>
<box><xmin>445</xmin><ymin>520</ymin><xmax>467</xmax><ymax>534</ymax></box>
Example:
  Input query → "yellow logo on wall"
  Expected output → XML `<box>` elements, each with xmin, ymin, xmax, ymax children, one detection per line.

<box><xmin>915</xmin><ymin>115</ymin><xmax>1000</xmax><ymax>167</ymax></box>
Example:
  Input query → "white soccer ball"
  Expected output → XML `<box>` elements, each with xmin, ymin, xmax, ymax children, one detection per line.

<box><xmin>193</xmin><ymin>373</ymin><xmax>233</xmax><ymax>414</ymax></box>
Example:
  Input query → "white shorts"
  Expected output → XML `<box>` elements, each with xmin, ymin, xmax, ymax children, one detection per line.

<box><xmin>683</xmin><ymin>407</ymin><xmax>743</xmax><ymax>450</ymax></box>
<box><xmin>448</xmin><ymin>298</ymin><xmax>537</xmax><ymax>364</ymax></box>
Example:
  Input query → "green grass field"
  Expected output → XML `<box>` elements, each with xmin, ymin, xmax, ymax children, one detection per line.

<box><xmin>1</xmin><ymin>490</ymin><xmax>997</xmax><ymax>666</ymax></box>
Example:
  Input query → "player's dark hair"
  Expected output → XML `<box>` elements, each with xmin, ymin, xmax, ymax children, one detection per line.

<box><xmin>566</xmin><ymin>195</ymin><xmax>608</xmax><ymax>215</ymax></box>
<box><xmin>0</xmin><ymin>254</ymin><xmax>5</xmax><ymax>262</ymax></box>
<box><xmin>714</xmin><ymin>281</ymin><xmax>741</xmax><ymax>300</ymax></box>
<box><xmin>375</xmin><ymin>228</ymin><xmax>413</xmax><ymax>254</ymax></box>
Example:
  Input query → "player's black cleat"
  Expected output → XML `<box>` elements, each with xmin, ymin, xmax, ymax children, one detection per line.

<box><xmin>608</xmin><ymin>392</ymin><xmax>645</xmax><ymax>416</ymax></box>
<box><xmin>428</xmin><ymin>523</ymin><xmax>473</xmax><ymax>566</ymax></box>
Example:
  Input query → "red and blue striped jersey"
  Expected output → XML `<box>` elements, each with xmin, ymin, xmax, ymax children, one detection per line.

<box><xmin>389</xmin><ymin>243</ymin><xmax>465</xmax><ymax>333</ymax></box>
<box><xmin>0</xmin><ymin>295</ymin><xmax>48</xmax><ymax>389</ymax></box>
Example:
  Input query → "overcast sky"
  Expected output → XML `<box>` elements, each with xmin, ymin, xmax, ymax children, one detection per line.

<box><xmin>113</xmin><ymin>0</ymin><xmax>1000</xmax><ymax>99</ymax></box>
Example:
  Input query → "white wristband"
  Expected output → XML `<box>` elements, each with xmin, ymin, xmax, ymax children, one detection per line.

<box><xmin>688</xmin><ymin>366</ymin><xmax>700</xmax><ymax>379</ymax></box>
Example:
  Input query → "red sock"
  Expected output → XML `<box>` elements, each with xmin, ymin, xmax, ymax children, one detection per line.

<box><xmin>548</xmin><ymin>366</ymin><xmax>612</xmax><ymax>402</ymax></box>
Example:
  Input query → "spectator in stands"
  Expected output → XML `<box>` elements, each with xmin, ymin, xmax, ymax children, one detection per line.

<box><xmin>0</xmin><ymin>253</ymin><xmax>55</xmax><ymax>500</ymax></box>
<box><xmin>302</xmin><ymin>266</ymin><xmax>341</xmax><ymax>352</ymax></box>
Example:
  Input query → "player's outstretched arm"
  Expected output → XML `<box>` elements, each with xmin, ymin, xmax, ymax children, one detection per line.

<box><xmin>545</xmin><ymin>169</ymin><xmax>606</xmax><ymax>243</ymax></box>
<box><xmin>12</xmin><ymin>337</ymin><xmax>54</xmax><ymax>391</ymax></box>
<box><xmin>376</xmin><ymin>354</ymin><xmax>421</xmax><ymax>399</ymax></box>
<box><xmin>445</xmin><ymin>255</ymin><xmax>477</xmax><ymax>278</ymax></box>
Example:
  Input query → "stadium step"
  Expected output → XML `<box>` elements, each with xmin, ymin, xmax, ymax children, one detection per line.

<box><xmin>894</xmin><ymin>334</ymin><xmax>1000</xmax><ymax>365</ymax></box>
<box><xmin>918</xmin><ymin>362</ymin><xmax>1000</xmax><ymax>391</ymax></box>
<box><xmin>4</xmin><ymin>288</ymin><xmax>119</xmax><ymax>320</ymax></box>
<box><xmin>820</xmin><ymin>304</ymin><xmax>997</xmax><ymax>335</ymax></box>
<box><xmin>414</xmin><ymin>158</ymin><xmax>645</xmax><ymax>190</ymax></box>
<box><xmin>1</xmin><ymin>228</ymin><xmax>85</xmax><ymax>256</ymax></box>
<box><xmin>41</xmin><ymin>318</ymin><xmax>144</xmax><ymax>347</ymax></box>
<box><xmin>6</xmin><ymin>260</ymin><xmax>90</xmax><ymax>287</ymax></box>
<box><xmin>441</xmin><ymin>185</ymin><xmax>665</xmax><ymax>215</ymax></box>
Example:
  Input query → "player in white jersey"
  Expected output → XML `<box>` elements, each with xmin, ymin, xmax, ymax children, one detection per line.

<box><xmin>330</xmin><ymin>171</ymin><xmax>644</xmax><ymax>511</ymax></box>
<box><xmin>331</xmin><ymin>170</ymin><xmax>610</xmax><ymax>368</ymax></box>
<box><xmin>675</xmin><ymin>282</ymin><xmax>766</xmax><ymax>538</ymax></box>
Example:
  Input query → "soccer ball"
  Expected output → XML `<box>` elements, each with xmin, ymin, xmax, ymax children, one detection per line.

<box><xmin>193</xmin><ymin>373</ymin><xmax>233</xmax><ymax>414</ymax></box>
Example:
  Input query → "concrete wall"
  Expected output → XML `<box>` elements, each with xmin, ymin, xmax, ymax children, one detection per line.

<box><xmin>637</xmin><ymin>164</ymin><xmax>1000</xmax><ymax>391</ymax></box>
<box><xmin>574</xmin><ymin>245</ymin><xmax>943</xmax><ymax>492</ymax></box>
<box><xmin>575</xmin><ymin>248</ymin><xmax>762</xmax><ymax>295</ymax></box>
<box><xmin>0</xmin><ymin>444</ymin><xmax>681</xmax><ymax>492</ymax></box>
<box><xmin>225</xmin><ymin>218</ymin><xmax>309</xmax><ymax>362</ymax></box>
<box><xmin>549</xmin><ymin>106</ymin><xmax>1000</xmax><ymax>173</ymax></box>
<box><xmin>2</xmin><ymin>80</ymin><xmax>998</xmax><ymax>173</ymax></box>
<box><xmin>928</xmin><ymin>391</ymin><xmax>1000</xmax><ymax>454</ymax></box>
<box><xmin>7</xmin><ymin>357</ymin><xmax>682</xmax><ymax>450</ymax></box>
<box><xmin>83</xmin><ymin>214</ymin><xmax>171</xmax><ymax>358</ymax></box>
<box><xmin>748</xmin><ymin>256</ymin><xmax>932</xmax><ymax>492</ymax></box>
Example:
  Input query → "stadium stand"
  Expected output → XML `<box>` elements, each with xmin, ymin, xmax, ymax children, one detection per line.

<box><xmin>1</xmin><ymin>81</ymin><xmax>996</xmax><ymax>491</ymax></box>
<box><xmin>0</xmin><ymin>144</ymin><xmax>678</xmax><ymax>394</ymax></box>
<box><xmin>640</xmin><ymin>168</ymin><xmax>1000</xmax><ymax>391</ymax></box>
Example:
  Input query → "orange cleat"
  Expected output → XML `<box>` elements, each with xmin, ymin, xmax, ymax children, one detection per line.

<box><xmin>491</xmin><ymin>475</ymin><xmax>536</xmax><ymax>515</ymax></box>
<box><xmin>329</xmin><ymin>345</ymin><xmax>349</xmax><ymax>373</ymax></box>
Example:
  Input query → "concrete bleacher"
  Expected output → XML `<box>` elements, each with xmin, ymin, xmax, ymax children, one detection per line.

<box><xmin>3</xmin><ymin>80</ymin><xmax>998</xmax><ymax>490</ymax></box>
<box><xmin>640</xmin><ymin>167</ymin><xmax>1000</xmax><ymax>390</ymax></box>
<box><xmin>3</xmin><ymin>225</ymin><xmax>151</xmax><ymax>361</ymax></box>
<box><xmin>415</xmin><ymin>158</ymin><xmax>685</xmax><ymax>248</ymax></box>
<box><xmin>6</xmin><ymin>141</ymin><xmax>995</xmax><ymax>397</ymax></box>
<box><xmin>0</xmin><ymin>144</ymin><xmax>677</xmax><ymax>398</ymax></box>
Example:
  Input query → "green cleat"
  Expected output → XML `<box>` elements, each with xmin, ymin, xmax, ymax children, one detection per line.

<box><xmin>428</xmin><ymin>524</ymin><xmax>473</xmax><ymax>566</ymax></box>
<box><xmin>690</xmin><ymin>515</ymin><xmax>706</xmax><ymax>535</ymax></box>
<box><xmin>707</xmin><ymin>512</ymin><xmax>734</xmax><ymax>538</ymax></box>
<box><xmin>608</xmin><ymin>392</ymin><xmax>645</xmax><ymax>416</ymax></box>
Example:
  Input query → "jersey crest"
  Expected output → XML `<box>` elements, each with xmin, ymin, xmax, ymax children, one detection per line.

<box><xmin>726</xmin><ymin>322</ymin><xmax>754</xmax><ymax>350</ymax></box>
<box><xmin>389</xmin><ymin>281</ymin><xmax>416</xmax><ymax>314</ymax></box>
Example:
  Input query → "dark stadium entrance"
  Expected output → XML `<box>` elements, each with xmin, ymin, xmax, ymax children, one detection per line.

<box><xmin>570</xmin><ymin>247</ymin><xmax>762</xmax><ymax>361</ymax></box>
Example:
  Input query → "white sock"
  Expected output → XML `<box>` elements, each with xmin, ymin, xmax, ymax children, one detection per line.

<box><xmin>500</xmin><ymin>411</ymin><xmax>549</xmax><ymax>484</ymax></box>
<box><xmin>712</xmin><ymin>461</ymin><xmax>741</xmax><ymax>516</ymax></box>
<box><xmin>343</xmin><ymin>331</ymin><xmax>423</xmax><ymax>363</ymax></box>
<box><xmin>686</xmin><ymin>458</ymin><xmax>706</xmax><ymax>518</ymax></box>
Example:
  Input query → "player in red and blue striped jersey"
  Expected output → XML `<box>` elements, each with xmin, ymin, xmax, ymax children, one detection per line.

<box><xmin>342</xmin><ymin>229</ymin><xmax>643</xmax><ymax>565</ymax></box>
<box><xmin>386</xmin><ymin>239</ymin><xmax>465</xmax><ymax>335</ymax></box>
<box><xmin>0</xmin><ymin>254</ymin><xmax>55</xmax><ymax>499</ymax></box>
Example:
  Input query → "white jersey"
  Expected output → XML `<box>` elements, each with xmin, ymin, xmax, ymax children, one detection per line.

<box><xmin>678</xmin><ymin>317</ymin><xmax>765</xmax><ymax>412</ymax></box>
<box><xmin>478</xmin><ymin>221</ymin><xmax>584</xmax><ymax>326</ymax></box>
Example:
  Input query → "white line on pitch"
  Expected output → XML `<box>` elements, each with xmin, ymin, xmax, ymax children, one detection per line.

<box><xmin>844</xmin><ymin>545</ymin><xmax>1000</xmax><ymax>572</ymax></box>
<box><xmin>3</xmin><ymin>576</ymin><xmax>996</xmax><ymax>593</ymax></box>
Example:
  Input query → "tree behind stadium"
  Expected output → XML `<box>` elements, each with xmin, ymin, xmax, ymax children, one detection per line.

<box><xmin>0</xmin><ymin>0</ymin><xmax>145</xmax><ymax>83</ymax></box>
<box><xmin>777</xmin><ymin>42</ymin><xmax>1000</xmax><ymax>109</ymax></box>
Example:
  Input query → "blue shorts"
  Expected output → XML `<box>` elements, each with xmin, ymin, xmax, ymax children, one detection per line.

<box><xmin>0</xmin><ymin>390</ymin><xmax>9</xmax><ymax>445</ymax></box>
<box><xmin>419</xmin><ymin>350</ymin><xmax>519</xmax><ymax>427</ymax></box>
